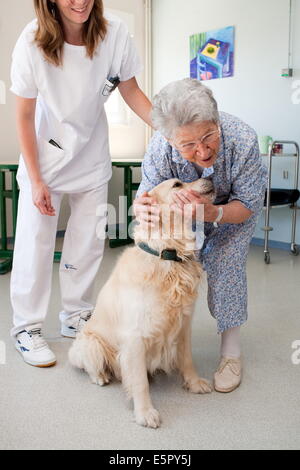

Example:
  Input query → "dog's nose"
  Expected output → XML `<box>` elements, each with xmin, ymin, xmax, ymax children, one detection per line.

<box><xmin>191</xmin><ymin>178</ymin><xmax>214</xmax><ymax>194</ymax></box>
<box><xmin>202</xmin><ymin>179</ymin><xmax>213</xmax><ymax>191</ymax></box>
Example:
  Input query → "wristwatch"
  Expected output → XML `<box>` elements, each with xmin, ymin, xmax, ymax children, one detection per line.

<box><xmin>213</xmin><ymin>206</ymin><xmax>224</xmax><ymax>228</ymax></box>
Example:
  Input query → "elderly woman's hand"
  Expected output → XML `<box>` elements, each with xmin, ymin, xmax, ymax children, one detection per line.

<box><xmin>133</xmin><ymin>191</ymin><xmax>160</xmax><ymax>228</ymax></box>
<box><xmin>171</xmin><ymin>189</ymin><xmax>219</xmax><ymax>222</ymax></box>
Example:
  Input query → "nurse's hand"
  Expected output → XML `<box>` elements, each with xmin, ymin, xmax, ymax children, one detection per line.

<box><xmin>31</xmin><ymin>181</ymin><xmax>56</xmax><ymax>216</ymax></box>
<box><xmin>133</xmin><ymin>192</ymin><xmax>160</xmax><ymax>228</ymax></box>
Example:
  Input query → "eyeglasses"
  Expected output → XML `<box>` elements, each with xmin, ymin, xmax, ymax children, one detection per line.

<box><xmin>175</xmin><ymin>128</ymin><xmax>221</xmax><ymax>153</ymax></box>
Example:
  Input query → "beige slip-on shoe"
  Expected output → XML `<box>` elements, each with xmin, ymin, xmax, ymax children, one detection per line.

<box><xmin>214</xmin><ymin>356</ymin><xmax>242</xmax><ymax>393</ymax></box>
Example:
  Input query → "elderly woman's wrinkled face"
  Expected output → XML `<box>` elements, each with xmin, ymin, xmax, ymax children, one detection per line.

<box><xmin>172</xmin><ymin>121</ymin><xmax>220</xmax><ymax>168</ymax></box>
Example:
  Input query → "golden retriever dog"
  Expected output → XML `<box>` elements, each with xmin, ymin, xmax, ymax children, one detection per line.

<box><xmin>69</xmin><ymin>177</ymin><xmax>215</xmax><ymax>428</ymax></box>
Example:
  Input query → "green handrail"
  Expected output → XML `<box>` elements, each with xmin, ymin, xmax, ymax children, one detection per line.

<box><xmin>0</xmin><ymin>160</ymin><xmax>142</xmax><ymax>273</ymax></box>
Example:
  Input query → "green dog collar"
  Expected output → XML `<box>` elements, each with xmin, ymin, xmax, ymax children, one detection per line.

<box><xmin>137</xmin><ymin>242</ymin><xmax>183</xmax><ymax>263</ymax></box>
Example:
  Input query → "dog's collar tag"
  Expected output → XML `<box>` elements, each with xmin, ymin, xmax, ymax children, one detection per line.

<box><xmin>160</xmin><ymin>249</ymin><xmax>183</xmax><ymax>262</ymax></box>
<box><xmin>137</xmin><ymin>242</ymin><xmax>183</xmax><ymax>263</ymax></box>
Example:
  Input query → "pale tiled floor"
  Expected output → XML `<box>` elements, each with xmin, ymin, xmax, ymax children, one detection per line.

<box><xmin>0</xmin><ymin>243</ymin><xmax>299</xmax><ymax>450</ymax></box>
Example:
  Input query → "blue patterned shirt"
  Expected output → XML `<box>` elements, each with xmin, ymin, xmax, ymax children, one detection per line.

<box><xmin>137</xmin><ymin>112</ymin><xmax>267</xmax><ymax>214</ymax></box>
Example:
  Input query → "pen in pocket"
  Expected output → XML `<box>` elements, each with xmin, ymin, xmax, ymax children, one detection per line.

<box><xmin>49</xmin><ymin>139</ymin><xmax>63</xmax><ymax>150</ymax></box>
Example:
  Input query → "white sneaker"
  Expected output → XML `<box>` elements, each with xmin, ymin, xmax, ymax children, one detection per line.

<box><xmin>15</xmin><ymin>328</ymin><xmax>56</xmax><ymax>368</ymax></box>
<box><xmin>61</xmin><ymin>311</ymin><xmax>92</xmax><ymax>338</ymax></box>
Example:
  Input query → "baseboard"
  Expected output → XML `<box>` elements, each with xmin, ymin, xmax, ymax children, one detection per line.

<box><xmin>251</xmin><ymin>237</ymin><xmax>293</xmax><ymax>251</ymax></box>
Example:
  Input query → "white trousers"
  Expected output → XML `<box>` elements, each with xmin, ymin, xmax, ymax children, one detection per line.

<box><xmin>10</xmin><ymin>183</ymin><xmax>108</xmax><ymax>337</ymax></box>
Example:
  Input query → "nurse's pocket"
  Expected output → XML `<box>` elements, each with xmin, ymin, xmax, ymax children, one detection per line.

<box><xmin>37</xmin><ymin>136</ymin><xmax>65</xmax><ymax>183</ymax></box>
<box><xmin>100</xmin><ymin>78</ymin><xmax>117</xmax><ymax>104</ymax></box>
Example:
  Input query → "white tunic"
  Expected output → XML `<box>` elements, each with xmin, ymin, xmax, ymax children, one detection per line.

<box><xmin>10</xmin><ymin>12</ymin><xmax>142</xmax><ymax>192</ymax></box>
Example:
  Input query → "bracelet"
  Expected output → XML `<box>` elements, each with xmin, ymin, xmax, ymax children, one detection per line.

<box><xmin>213</xmin><ymin>206</ymin><xmax>223</xmax><ymax>228</ymax></box>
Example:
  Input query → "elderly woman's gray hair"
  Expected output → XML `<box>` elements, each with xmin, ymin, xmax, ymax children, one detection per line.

<box><xmin>151</xmin><ymin>78</ymin><xmax>219</xmax><ymax>140</ymax></box>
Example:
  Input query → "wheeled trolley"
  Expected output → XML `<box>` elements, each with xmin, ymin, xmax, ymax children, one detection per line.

<box><xmin>262</xmin><ymin>140</ymin><xmax>300</xmax><ymax>264</ymax></box>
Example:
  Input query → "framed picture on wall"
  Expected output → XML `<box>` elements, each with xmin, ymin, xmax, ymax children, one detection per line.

<box><xmin>190</xmin><ymin>26</ymin><xmax>235</xmax><ymax>81</ymax></box>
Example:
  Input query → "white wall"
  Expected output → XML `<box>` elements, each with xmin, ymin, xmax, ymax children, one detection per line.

<box><xmin>0</xmin><ymin>0</ymin><xmax>35</xmax><ymax>161</ymax></box>
<box><xmin>1</xmin><ymin>0</ymin><xmax>300</xmax><ymax>243</ymax></box>
<box><xmin>0</xmin><ymin>0</ymin><xmax>145</xmax><ymax>234</ymax></box>
<box><xmin>105</xmin><ymin>0</ymin><xmax>147</xmax><ymax>159</ymax></box>
<box><xmin>152</xmin><ymin>0</ymin><xmax>300</xmax><ymax>244</ymax></box>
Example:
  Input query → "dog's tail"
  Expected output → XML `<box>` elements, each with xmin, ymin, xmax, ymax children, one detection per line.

<box><xmin>68</xmin><ymin>330</ymin><xmax>117</xmax><ymax>384</ymax></box>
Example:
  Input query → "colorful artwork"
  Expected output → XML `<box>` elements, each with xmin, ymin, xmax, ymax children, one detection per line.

<box><xmin>190</xmin><ymin>26</ymin><xmax>235</xmax><ymax>81</ymax></box>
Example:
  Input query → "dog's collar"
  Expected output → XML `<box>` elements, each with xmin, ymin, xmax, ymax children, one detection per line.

<box><xmin>137</xmin><ymin>242</ymin><xmax>183</xmax><ymax>263</ymax></box>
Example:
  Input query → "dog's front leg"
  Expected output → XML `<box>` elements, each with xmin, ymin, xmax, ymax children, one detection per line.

<box><xmin>178</xmin><ymin>315</ymin><xmax>212</xmax><ymax>394</ymax></box>
<box><xmin>119</xmin><ymin>337</ymin><xmax>161</xmax><ymax>428</ymax></box>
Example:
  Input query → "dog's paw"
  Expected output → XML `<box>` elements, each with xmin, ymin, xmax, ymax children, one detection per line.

<box><xmin>135</xmin><ymin>407</ymin><xmax>161</xmax><ymax>429</ymax></box>
<box><xmin>90</xmin><ymin>373</ymin><xmax>110</xmax><ymax>386</ymax></box>
<box><xmin>184</xmin><ymin>377</ymin><xmax>213</xmax><ymax>394</ymax></box>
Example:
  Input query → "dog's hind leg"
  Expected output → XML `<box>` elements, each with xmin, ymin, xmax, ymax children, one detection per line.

<box><xmin>68</xmin><ymin>331</ymin><xmax>112</xmax><ymax>386</ymax></box>
<box><xmin>119</xmin><ymin>337</ymin><xmax>161</xmax><ymax>429</ymax></box>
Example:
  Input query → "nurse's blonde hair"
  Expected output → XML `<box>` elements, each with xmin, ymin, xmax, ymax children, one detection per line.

<box><xmin>33</xmin><ymin>0</ymin><xmax>107</xmax><ymax>67</ymax></box>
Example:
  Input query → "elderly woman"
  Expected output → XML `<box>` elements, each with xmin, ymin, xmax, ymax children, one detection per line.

<box><xmin>134</xmin><ymin>78</ymin><xmax>267</xmax><ymax>393</ymax></box>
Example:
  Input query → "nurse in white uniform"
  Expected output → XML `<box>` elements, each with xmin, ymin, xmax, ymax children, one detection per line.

<box><xmin>10</xmin><ymin>0</ymin><xmax>152</xmax><ymax>367</ymax></box>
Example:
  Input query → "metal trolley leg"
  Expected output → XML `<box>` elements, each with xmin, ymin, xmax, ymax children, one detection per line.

<box><xmin>262</xmin><ymin>141</ymin><xmax>299</xmax><ymax>264</ymax></box>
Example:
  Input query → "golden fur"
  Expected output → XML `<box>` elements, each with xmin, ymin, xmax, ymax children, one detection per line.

<box><xmin>69</xmin><ymin>177</ymin><xmax>215</xmax><ymax>428</ymax></box>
